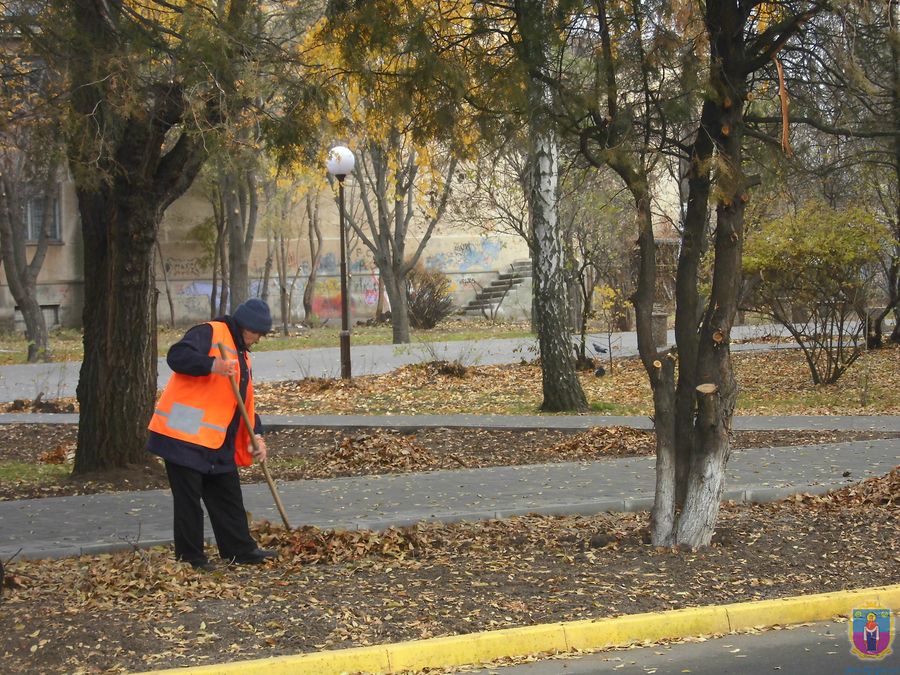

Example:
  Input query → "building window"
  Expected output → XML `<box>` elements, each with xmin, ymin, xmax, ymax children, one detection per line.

<box><xmin>25</xmin><ymin>194</ymin><xmax>61</xmax><ymax>242</ymax></box>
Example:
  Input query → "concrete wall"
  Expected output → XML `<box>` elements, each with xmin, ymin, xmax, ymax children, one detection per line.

<box><xmin>153</xmin><ymin>184</ymin><xmax>532</xmax><ymax>327</ymax></box>
<box><xmin>1</xmin><ymin>176</ymin><xmax>532</xmax><ymax>332</ymax></box>
<box><xmin>155</xmin><ymin>214</ymin><xmax>531</xmax><ymax>326</ymax></box>
<box><xmin>0</xmin><ymin>180</ymin><xmax>84</xmax><ymax>332</ymax></box>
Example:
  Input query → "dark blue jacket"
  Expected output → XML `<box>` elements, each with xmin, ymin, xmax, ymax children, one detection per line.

<box><xmin>147</xmin><ymin>316</ymin><xmax>262</xmax><ymax>474</ymax></box>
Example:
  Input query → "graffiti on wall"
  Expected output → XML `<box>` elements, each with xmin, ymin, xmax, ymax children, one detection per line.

<box><xmin>425</xmin><ymin>238</ymin><xmax>504</xmax><ymax>273</ymax></box>
<box><xmin>169</xmin><ymin>265</ymin><xmax>384</xmax><ymax>323</ymax></box>
<box><xmin>359</xmin><ymin>267</ymin><xmax>383</xmax><ymax>307</ymax></box>
<box><xmin>318</xmin><ymin>252</ymin><xmax>339</xmax><ymax>274</ymax></box>
<box><xmin>156</xmin><ymin>235</ymin><xmax>519</xmax><ymax>323</ymax></box>
<box><xmin>308</xmin><ymin>267</ymin><xmax>387</xmax><ymax>318</ymax></box>
<box><xmin>163</xmin><ymin>259</ymin><xmax>203</xmax><ymax>278</ymax></box>
<box><xmin>179</xmin><ymin>281</ymin><xmax>213</xmax><ymax>298</ymax></box>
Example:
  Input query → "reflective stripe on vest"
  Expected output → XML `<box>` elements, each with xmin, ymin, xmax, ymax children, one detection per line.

<box><xmin>152</xmin><ymin>402</ymin><xmax>228</xmax><ymax>436</ymax></box>
<box><xmin>148</xmin><ymin>321</ymin><xmax>255</xmax><ymax>466</ymax></box>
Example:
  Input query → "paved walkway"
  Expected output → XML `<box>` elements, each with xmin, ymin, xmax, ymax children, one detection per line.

<box><xmin>2</xmin><ymin>432</ymin><xmax>897</xmax><ymax>560</ymax></box>
<box><xmin>3</xmin><ymin>412</ymin><xmax>899</xmax><ymax>432</ymax></box>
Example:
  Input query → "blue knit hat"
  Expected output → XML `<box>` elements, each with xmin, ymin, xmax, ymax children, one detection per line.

<box><xmin>233</xmin><ymin>299</ymin><xmax>272</xmax><ymax>334</ymax></box>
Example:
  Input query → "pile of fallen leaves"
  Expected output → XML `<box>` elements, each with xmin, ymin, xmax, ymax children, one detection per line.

<box><xmin>788</xmin><ymin>466</ymin><xmax>899</xmax><ymax>509</ymax></box>
<box><xmin>410</xmin><ymin>360</ymin><xmax>470</xmax><ymax>378</ymax></box>
<box><xmin>254</xmin><ymin>523</ymin><xmax>424</xmax><ymax>565</ymax></box>
<box><xmin>548</xmin><ymin>426</ymin><xmax>656</xmax><ymax>460</ymax></box>
<box><xmin>2</xmin><ymin>549</ymin><xmax>235</xmax><ymax>609</ymax></box>
<box><xmin>4</xmin><ymin>394</ymin><xmax>75</xmax><ymax>414</ymax></box>
<box><xmin>302</xmin><ymin>431</ymin><xmax>443</xmax><ymax>477</ymax></box>
<box><xmin>38</xmin><ymin>443</ymin><xmax>74</xmax><ymax>465</ymax></box>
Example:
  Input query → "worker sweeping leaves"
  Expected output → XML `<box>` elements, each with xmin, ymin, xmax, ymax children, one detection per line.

<box><xmin>148</xmin><ymin>299</ymin><xmax>278</xmax><ymax>571</ymax></box>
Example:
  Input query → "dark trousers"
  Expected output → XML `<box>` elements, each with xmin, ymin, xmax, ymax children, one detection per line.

<box><xmin>164</xmin><ymin>460</ymin><xmax>257</xmax><ymax>563</ymax></box>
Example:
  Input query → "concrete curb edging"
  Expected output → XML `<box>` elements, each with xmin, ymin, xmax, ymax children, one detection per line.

<box><xmin>145</xmin><ymin>584</ymin><xmax>900</xmax><ymax>675</ymax></box>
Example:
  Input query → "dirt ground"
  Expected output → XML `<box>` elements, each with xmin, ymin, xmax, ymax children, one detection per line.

<box><xmin>0</xmin><ymin>467</ymin><xmax>897</xmax><ymax>674</ymax></box>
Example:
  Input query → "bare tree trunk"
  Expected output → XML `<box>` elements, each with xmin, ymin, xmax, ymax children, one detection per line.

<box><xmin>274</xmin><ymin>228</ymin><xmax>287</xmax><ymax>334</ymax></box>
<box><xmin>302</xmin><ymin>192</ymin><xmax>322</xmax><ymax>323</ymax></box>
<box><xmin>272</xmin><ymin>185</ymin><xmax>294</xmax><ymax>335</ymax></box>
<box><xmin>226</xmin><ymin>169</ymin><xmax>259</xmax><ymax>306</ymax></box>
<box><xmin>155</xmin><ymin>239</ymin><xmax>176</xmax><ymax>328</ymax></box>
<box><xmin>211</xmin><ymin>246</ymin><xmax>219</xmax><ymax>320</ymax></box>
<box><xmin>577</xmin><ymin>264</ymin><xmax>597</xmax><ymax>365</ymax></box>
<box><xmin>530</xmin><ymin>257</ymin><xmax>540</xmax><ymax>334</ymax></box>
<box><xmin>288</xmin><ymin>238</ymin><xmax>303</xmax><ymax>322</ymax></box>
<box><xmin>676</xmin><ymin>380</ymin><xmax>732</xmax><ymax>547</ymax></box>
<box><xmin>217</xmin><ymin>196</ymin><xmax>230</xmax><ymax>316</ymax></box>
<box><xmin>0</xmin><ymin>170</ymin><xmax>54</xmax><ymax>362</ymax></box>
<box><xmin>649</xmin><ymin>354</ymin><xmax>677</xmax><ymax>545</ymax></box>
<box><xmin>375</xmin><ymin>275</ymin><xmax>387</xmax><ymax>320</ymax></box>
<box><xmin>891</xmin><ymin>0</ymin><xmax>900</xmax><ymax>344</ymax></box>
<box><xmin>627</xmin><ymin>179</ymin><xmax>682</xmax><ymax>545</ymax></box>
<box><xmin>209</xmin><ymin>189</ymin><xmax>223</xmax><ymax>319</ymax></box>
<box><xmin>261</xmin><ymin>228</ymin><xmax>273</xmax><ymax>304</ymax></box>
<box><xmin>672</xmin><ymin>99</ymin><xmax>717</xmax><ymax>506</ymax></box>
<box><xmin>19</xmin><ymin>295</ymin><xmax>48</xmax><ymax>362</ymax></box>
<box><xmin>383</xmin><ymin>267</ymin><xmax>411</xmax><ymax>343</ymax></box>
<box><xmin>226</xmin><ymin>172</ymin><xmax>247</xmax><ymax>307</ymax></box>
<box><xmin>674</xmin><ymin>20</ymin><xmax>748</xmax><ymax>545</ymax></box>
<box><xmin>530</xmin><ymin>133</ymin><xmax>587</xmax><ymax>411</ymax></box>
<box><xmin>517</xmin><ymin>0</ymin><xmax>587</xmax><ymax>412</ymax></box>
<box><xmin>74</xmin><ymin>189</ymin><xmax>159</xmax><ymax>472</ymax></box>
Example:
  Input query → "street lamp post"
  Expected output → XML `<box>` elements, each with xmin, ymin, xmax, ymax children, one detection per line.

<box><xmin>326</xmin><ymin>146</ymin><xmax>355</xmax><ymax>380</ymax></box>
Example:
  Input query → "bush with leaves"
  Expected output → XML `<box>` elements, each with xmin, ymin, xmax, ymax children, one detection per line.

<box><xmin>742</xmin><ymin>201</ymin><xmax>890</xmax><ymax>384</ymax></box>
<box><xmin>406</xmin><ymin>264</ymin><xmax>455</xmax><ymax>329</ymax></box>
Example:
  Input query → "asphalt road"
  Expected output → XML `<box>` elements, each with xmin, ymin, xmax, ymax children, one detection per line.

<box><xmin>468</xmin><ymin>621</ymin><xmax>899</xmax><ymax>674</ymax></box>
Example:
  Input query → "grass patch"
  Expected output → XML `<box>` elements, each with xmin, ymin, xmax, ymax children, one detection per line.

<box><xmin>0</xmin><ymin>461</ymin><xmax>70</xmax><ymax>484</ymax></box>
<box><xmin>268</xmin><ymin>457</ymin><xmax>309</xmax><ymax>470</ymax></box>
<box><xmin>732</xmin><ymin>347</ymin><xmax>900</xmax><ymax>414</ymax></box>
<box><xmin>0</xmin><ymin>328</ymin><xmax>85</xmax><ymax>365</ymax></box>
<box><xmin>588</xmin><ymin>400</ymin><xmax>639</xmax><ymax>415</ymax></box>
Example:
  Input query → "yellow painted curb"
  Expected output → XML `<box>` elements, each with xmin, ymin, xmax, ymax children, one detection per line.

<box><xmin>144</xmin><ymin>584</ymin><xmax>900</xmax><ymax>675</ymax></box>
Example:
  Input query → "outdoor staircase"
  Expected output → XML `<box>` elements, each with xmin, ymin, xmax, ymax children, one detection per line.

<box><xmin>463</xmin><ymin>260</ymin><xmax>532</xmax><ymax>317</ymax></box>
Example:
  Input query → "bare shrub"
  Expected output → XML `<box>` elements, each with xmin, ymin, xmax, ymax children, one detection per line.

<box><xmin>406</xmin><ymin>265</ymin><xmax>455</xmax><ymax>329</ymax></box>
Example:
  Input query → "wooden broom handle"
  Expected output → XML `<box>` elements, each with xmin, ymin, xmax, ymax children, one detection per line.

<box><xmin>217</xmin><ymin>342</ymin><xmax>292</xmax><ymax>529</ymax></box>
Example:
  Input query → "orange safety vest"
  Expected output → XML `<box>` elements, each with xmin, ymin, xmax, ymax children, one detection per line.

<box><xmin>149</xmin><ymin>321</ymin><xmax>255</xmax><ymax>467</ymax></box>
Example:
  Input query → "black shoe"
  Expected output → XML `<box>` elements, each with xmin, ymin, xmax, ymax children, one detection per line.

<box><xmin>230</xmin><ymin>548</ymin><xmax>278</xmax><ymax>565</ymax></box>
<box><xmin>188</xmin><ymin>560</ymin><xmax>216</xmax><ymax>572</ymax></box>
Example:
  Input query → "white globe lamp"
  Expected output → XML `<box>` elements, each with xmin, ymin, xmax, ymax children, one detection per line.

<box><xmin>326</xmin><ymin>145</ymin><xmax>355</xmax><ymax>178</ymax></box>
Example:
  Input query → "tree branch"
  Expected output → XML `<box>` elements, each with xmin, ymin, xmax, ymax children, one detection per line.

<box><xmin>745</xmin><ymin>115</ymin><xmax>900</xmax><ymax>139</ymax></box>
<box><xmin>745</xmin><ymin>8</ymin><xmax>821</xmax><ymax>73</ymax></box>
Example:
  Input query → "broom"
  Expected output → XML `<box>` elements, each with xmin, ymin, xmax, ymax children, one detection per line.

<box><xmin>218</xmin><ymin>343</ymin><xmax>292</xmax><ymax>529</ymax></box>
